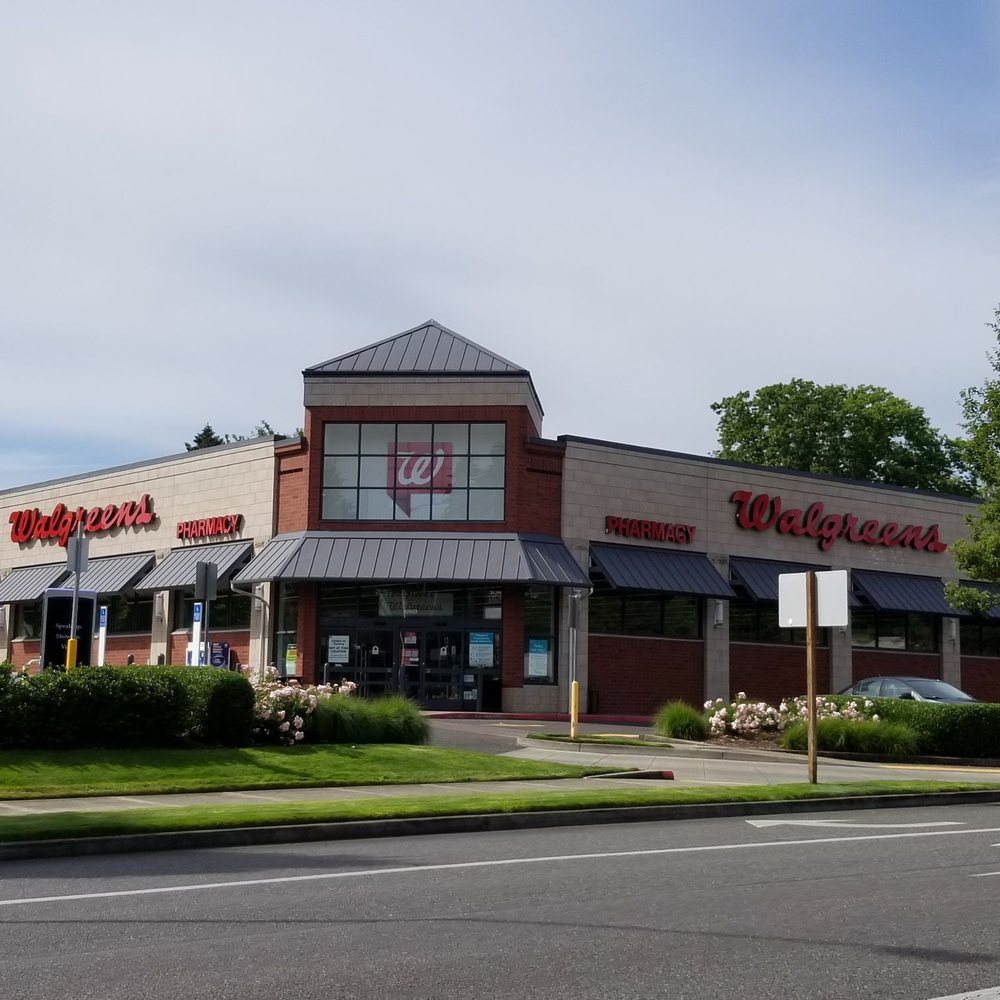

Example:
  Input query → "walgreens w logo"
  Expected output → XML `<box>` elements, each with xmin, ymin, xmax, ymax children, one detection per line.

<box><xmin>387</xmin><ymin>442</ymin><xmax>453</xmax><ymax>514</ymax></box>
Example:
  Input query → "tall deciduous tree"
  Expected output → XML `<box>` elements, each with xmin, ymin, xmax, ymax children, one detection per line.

<box><xmin>711</xmin><ymin>379</ymin><xmax>969</xmax><ymax>493</ymax></box>
<box><xmin>945</xmin><ymin>304</ymin><xmax>1000</xmax><ymax>611</ymax></box>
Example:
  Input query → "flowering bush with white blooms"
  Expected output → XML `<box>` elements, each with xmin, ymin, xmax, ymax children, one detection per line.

<box><xmin>704</xmin><ymin>691</ymin><xmax>876</xmax><ymax>737</ymax></box>
<box><xmin>240</xmin><ymin>665</ymin><xmax>355</xmax><ymax>745</ymax></box>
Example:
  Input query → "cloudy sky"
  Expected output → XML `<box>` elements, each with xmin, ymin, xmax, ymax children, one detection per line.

<box><xmin>2</xmin><ymin>1</ymin><xmax>999</xmax><ymax>492</ymax></box>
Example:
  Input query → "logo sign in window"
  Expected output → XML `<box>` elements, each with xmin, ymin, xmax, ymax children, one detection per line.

<box><xmin>387</xmin><ymin>442</ymin><xmax>453</xmax><ymax>514</ymax></box>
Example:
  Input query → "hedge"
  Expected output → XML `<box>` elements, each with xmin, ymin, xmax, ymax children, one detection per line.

<box><xmin>828</xmin><ymin>694</ymin><xmax>1000</xmax><ymax>759</ymax></box>
<box><xmin>0</xmin><ymin>664</ymin><xmax>254</xmax><ymax>749</ymax></box>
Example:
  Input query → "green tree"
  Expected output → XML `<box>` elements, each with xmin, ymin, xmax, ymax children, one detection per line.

<box><xmin>711</xmin><ymin>379</ymin><xmax>970</xmax><ymax>493</ymax></box>
<box><xmin>945</xmin><ymin>304</ymin><xmax>1000</xmax><ymax>612</ymax></box>
<box><xmin>185</xmin><ymin>423</ymin><xmax>226</xmax><ymax>451</ymax></box>
<box><xmin>185</xmin><ymin>420</ymin><xmax>294</xmax><ymax>451</ymax></box>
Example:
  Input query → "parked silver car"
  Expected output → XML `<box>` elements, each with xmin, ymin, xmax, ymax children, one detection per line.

<box><xmin>838</xmin><ymin>676</ymin><xmax>979</xmax><ymax>703</ymax></box>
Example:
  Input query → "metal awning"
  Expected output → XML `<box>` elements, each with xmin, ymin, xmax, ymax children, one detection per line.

<box><xmin>0</xmin><ymin>564</ymin><xmax>70</xmax><ymax>603</ymax></box>
<box><xmin>60</xmin><ymin>552</ymin><xmax>155</xmax><ymax>596</ymax></box>
<box><xmin>135</xmin><ymin>541</ymin><xmax>255</xmax><ymax>591</ymax></box>
<box><xmin>730</xmin><ymin>557</ymin><xmax>827</xmax><ymax>602</ymax></box>
<box><xmin>589</xmin><ymin>543</ymin><xmax>735</xmax><ymax>598</ymax></box>
<box><xmin>232</xmin><ymin>532</ymin><xmax>589</xmax><ymax>586</ymax></box>
<box><xmin>852</xmin><ymin>570</ymin><xmax>965</xmax><ymax>616</ymax></box>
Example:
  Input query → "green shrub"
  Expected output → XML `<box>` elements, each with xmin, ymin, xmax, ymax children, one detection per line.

<box><xmin>653</xmin><ymin>700</ymin><xmax>710</xmax><ymax>741</ymax></box>
<box><xmin>0</xmin><ymin>665</ymin><xmax>255</xmax><ymax>749</ymax></box>
<box><xmin>823</xmin><ymin>695</ymin><xmax>1000</xmax><ymax>758</ymax></box>
<box><xmin>310</xmin><ymin>694</ymin><xmax>428</xmax><ymax>744</ymax></box>
<box><xmin>780</xmin><ymin>717</ymin><xmax>920</xmax><ymax>756</ymax></box>
<box><xmin>170</xmin><ymin>668</ymin><xmax>255</xmax><ymax>746</ymax></box>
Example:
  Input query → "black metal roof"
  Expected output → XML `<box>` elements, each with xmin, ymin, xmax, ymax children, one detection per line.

<box><xmin>233</xmin><ymin>532</ymin><xmax>588</xmax><ymax>586</ymax></box>
<box><xmin>305</xmin><ymin>320</ymin><xmax>527</xmax><ymax>377</ymax></box>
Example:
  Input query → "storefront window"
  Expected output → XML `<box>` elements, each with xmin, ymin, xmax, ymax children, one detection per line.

<box><xmin>13</xmin><ymin>603</ymin><xmax>41</xmax><ymax>639</ymax></box>
<box><xmin>274</xmin><ymin>584</ymin><xmax>299</xmax><ymax>677</ymax></box>
<box><xmin>587</xmin><ymin>590</ymin><xmax>700</xmax><ymax>639</ymax></box>
<box><xmin>729</xmin><ymin>602</ymin><xmax>824</xmax><ymax>646</ymax></box>
<box><xmin>321</xmin><ymin>421</ymin><xmax>506</xmax><ymax>522</ymax></box>
<box><xmin>106</xmin><ymin>594</ymin><xmax>154</xmax><ymax>634</ymax></box>
<box><xmin>850</xmin><ymin>609</ymin><xmax>938</xmax><ymax>651</ymax></box>
<box><xmin>524</xmin><ymin>586</ymin><xmax>556</xmax><ymax>684</ymax></box>
<box><xmin>173</xmin><ymin>592</ymin><xmax>251</xmax><ymax>630</ymax></box>
<box><xmin>961</xmin><ymin>619</ymin><xmax>1000</xmax><ymax>656</ymax></box>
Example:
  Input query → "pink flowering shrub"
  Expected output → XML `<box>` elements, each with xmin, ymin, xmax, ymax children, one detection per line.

<box><xmin>240</xmin><ymin>665</ymin><xmax>355</xmax><ymax>745</ymax></box>
<box><xmin>704</xmin><ymin>692</ymin><xmax>875</xmax><ymax>737</ymax></box>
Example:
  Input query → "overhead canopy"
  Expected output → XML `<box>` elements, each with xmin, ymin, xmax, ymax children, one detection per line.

<box><xmin>60</xmin><ymin>552</ymin><xmax>155</xmax><ymax>597</ymax></box>
<box><xmin>0</xmin><ymin>564</ymin><xmax>70</xmax><ymax>603</ymax></box>
<box><xmin>589</xmin><ymin>543</ymin><xmax>735</xmax><ymax>598</ymax></box>
<box><xmin>852</xmin><ymin>569</ymin><xmax>965</xmax><ymax>616</ymax></box>
<box><xmin>233</xmin><ymin>532</ymin><xmax>589</xmax><ymax>587</ymax></box>
<box><xmin>136</xmin><ymin>541</ymin><xmax>254</xmax><ymax>592</ymax></box>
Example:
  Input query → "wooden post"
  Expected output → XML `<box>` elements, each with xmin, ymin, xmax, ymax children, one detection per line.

<box><xmin>806</xmin><ymin>570</ymin><xmax>817</xmax><ymax>784</ymax></box>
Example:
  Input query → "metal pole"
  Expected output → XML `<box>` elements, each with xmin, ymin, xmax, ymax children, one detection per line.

<box><xmin>806</xmin><ymin>570</ymin><xmax>817</xmax><ymax>784</ymax></box>
<box><xmin>66</xmin><ymin>522</ymin><xmax>83</xmax><ymax>670</ymax></box>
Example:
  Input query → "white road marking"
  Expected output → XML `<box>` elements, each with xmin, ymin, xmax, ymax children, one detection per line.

<box><xmin>970</xmin><ymin>871</ymin><xmax>1000</xmax><ymax>878</ymax></box>
<box><xmin>746</xmin><ymin>819</ymin><xmax>963</xmax><ymax>830</ymax></box>
<box><xmin>3</xmin><ymin>825</ymin><xmax>1000</xmax><ymax>909</ymax></box>
<box><xmin>927</xmin><ymin>989</ymin><xmax>1000</xmax><ymax>999</ymax></box>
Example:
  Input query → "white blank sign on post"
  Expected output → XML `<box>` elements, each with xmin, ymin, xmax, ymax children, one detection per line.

<box><xmin>778</xmin><ymin>570</ymin><xmax>849</xmax><ymax>628</ymax></box>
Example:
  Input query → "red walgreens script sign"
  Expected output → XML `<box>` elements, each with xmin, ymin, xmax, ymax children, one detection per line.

<box><xmin>387</xmin><ymin>442</ymin><xmax>453</xmax><ymax>514</ymax></box>
<box><xmin>9</xmin><ymin>494</ymin><xmax>158</xmax><ymax>547</ymax></box>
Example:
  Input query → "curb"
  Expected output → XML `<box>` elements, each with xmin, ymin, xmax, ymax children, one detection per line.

<box><xmin>3</xmin><ymin>789</ymin><xmax>1000</xmax><ymax>862</ymax></box>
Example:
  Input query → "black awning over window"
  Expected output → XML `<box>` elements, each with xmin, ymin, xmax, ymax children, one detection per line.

<box><xmin>589</xmin><ymin>543</ymin><xmax>735</xmax><ymax>598</ymax></box>
<box><xmin>852</xmin><ymin>570</ymin><xmax>965</xmax><ymax>616</ymax></box>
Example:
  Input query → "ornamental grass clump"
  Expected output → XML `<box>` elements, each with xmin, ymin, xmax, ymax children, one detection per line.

<box><xmin>653</xmin><ymin>700</ymin><xmax>709</xmax><ymax>740</ymax></box>
<box><xmin>780</xmin><ymin>717</ymin><xmax>919</xmax><ymax>757</ymax></box>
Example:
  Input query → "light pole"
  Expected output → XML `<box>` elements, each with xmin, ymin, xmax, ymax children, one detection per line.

<box><xmin>568</xmin><ymin>587</ymin><xmax>592</xmax><ymax>738</ymax></box>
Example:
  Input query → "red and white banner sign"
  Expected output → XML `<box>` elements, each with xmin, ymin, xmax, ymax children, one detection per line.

<box><xmin>387</xmin><ymin>442</ymin><xmax>453</xmax><ymax>514</ymax></box>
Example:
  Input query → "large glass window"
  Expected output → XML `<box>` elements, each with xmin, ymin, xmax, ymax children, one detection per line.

<box><xmin>588</xmin><ymin>590</ymin><xmax>700</xmax><ymax>639</ymax></box>
<box><xmin>105</xmin><ymin>594</ymin><xmax>154</xmax><ymax>634</ymax></box>
<box><xmin>275</xmin><ymin>583</ymin><xmax>299</xmax><ymax>677</ymax></box>
<box><xmin>524</xmin><ymin>586</ymin><xmax>556</xmax><ymax>684</ymax></box>
<box><xmin>729</xmin><ymin>602</ymin><xmax>824</xmax><ymax>646</ymax></box>
<box><xmin>173</xmin><ymin>592</ymin><xmax>251</xmax><ymax>630</ymax></box>
<box><xmin>850</xmin><ymin>609</ymin><xmax>939</xmax><ymax>652</ymax></box>
<box><xmin>13</xmin><ymin>603</ymin><xmax>41</xmax><ymax>639</ymax></box>
<box><xmin>321</xmin><ymin>422</ymin><xmax>506</xmax><ymax>522</ymax></box>
<box><xmin>960</xmin><ymin>619</ymin><xmax>1000</xmax><ymax>656</ymax></box>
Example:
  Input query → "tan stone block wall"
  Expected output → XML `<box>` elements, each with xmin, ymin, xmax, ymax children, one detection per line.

<box><xmin>0</xmin><ymin>439</ymin><xmax>279</xmax><ymax>572</ymax></box>
<box><xmin>560</xmin><ymin>440</ymin><xmax>975</xmax><ymax>579</ymax></box>
<box><xmin>303</xmin><ymin>376</ymin><xmax>544</xmax><ymax>435</ymax></box>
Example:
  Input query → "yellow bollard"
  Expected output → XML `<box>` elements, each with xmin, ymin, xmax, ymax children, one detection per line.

<box><xmin>570</xmin><ymin>679</ymin><xmax>579</xmax><ymax>739</ymax></box>
<box><xmin>65</xmin><ymin>638</ymin><xmax>78</xmax><ymax>671</ymax></box>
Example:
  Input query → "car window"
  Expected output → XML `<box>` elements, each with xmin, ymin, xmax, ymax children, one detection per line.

<box><xmin>880</xmin><ymin>679</ymin><xmax>907</xmax><ymax>697</ymax></box>
<box><xmin>856</xmin><ymin>679</ymin><xmax>881</xmax><ymax>695</ymax></box>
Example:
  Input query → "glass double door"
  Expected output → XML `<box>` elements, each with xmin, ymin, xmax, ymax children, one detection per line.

<box><xmin>327</xmin><ymin>627</ymin><xmax>466</xmax><ymax>710</ymax></box>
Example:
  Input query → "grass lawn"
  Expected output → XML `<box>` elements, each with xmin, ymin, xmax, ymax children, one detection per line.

<box><xmin>0</xmin><ymin>780</ymin><xmax>996</xmax><ymax>844</ymax></box>
<box><xmin>0</xmin><ymin>745</ymin><xmax>608</xmax><ymax>799</ymax></box>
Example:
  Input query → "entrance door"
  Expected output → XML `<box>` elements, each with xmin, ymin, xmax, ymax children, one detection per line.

<box><xmin>353</xmin><ymin>630</ymin><xmax>394</xmax><ymax>699</ymax></box>
<box><xmin>420</xmin><ymin>631</ymin><xmax>463</xmax><ymax>710</ymax></box>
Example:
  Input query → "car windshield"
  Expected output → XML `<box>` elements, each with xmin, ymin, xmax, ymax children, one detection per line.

<box><xmin>906</xmin><ymin>679</ymin><xmax>976</xmax><ymax>701</ymax></box>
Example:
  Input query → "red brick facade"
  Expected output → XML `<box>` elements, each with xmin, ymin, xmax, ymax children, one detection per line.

<box><xmin>729</xmin><ymin>643</ymin><xmax>831</xmax><ymax>706</ymax></box>
<box><xmin>850</xmin><ymin>649</ymin><xmax>941</xmax><ymax>684</ymax></box>
<box><xmin>587</xmin><ymin>636</ymin><xmax>704</xmax><ymax>715</ymax></box>
<box><xmin>958</xmin><ymin>657</ymin><xmax>1000</xmax><ymax>702</ymax></box>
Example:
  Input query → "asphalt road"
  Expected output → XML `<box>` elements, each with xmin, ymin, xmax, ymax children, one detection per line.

<box><xmin>2</xmin><ymin>802</ymin><xmax>999</xmax><ymax>1000</ymax></box>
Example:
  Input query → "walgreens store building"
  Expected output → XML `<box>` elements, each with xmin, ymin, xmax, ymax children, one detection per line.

<box><xmin>2</xmin><ymin>321</ymin><xmax>997</xmax><ymax>714</ymax></box>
